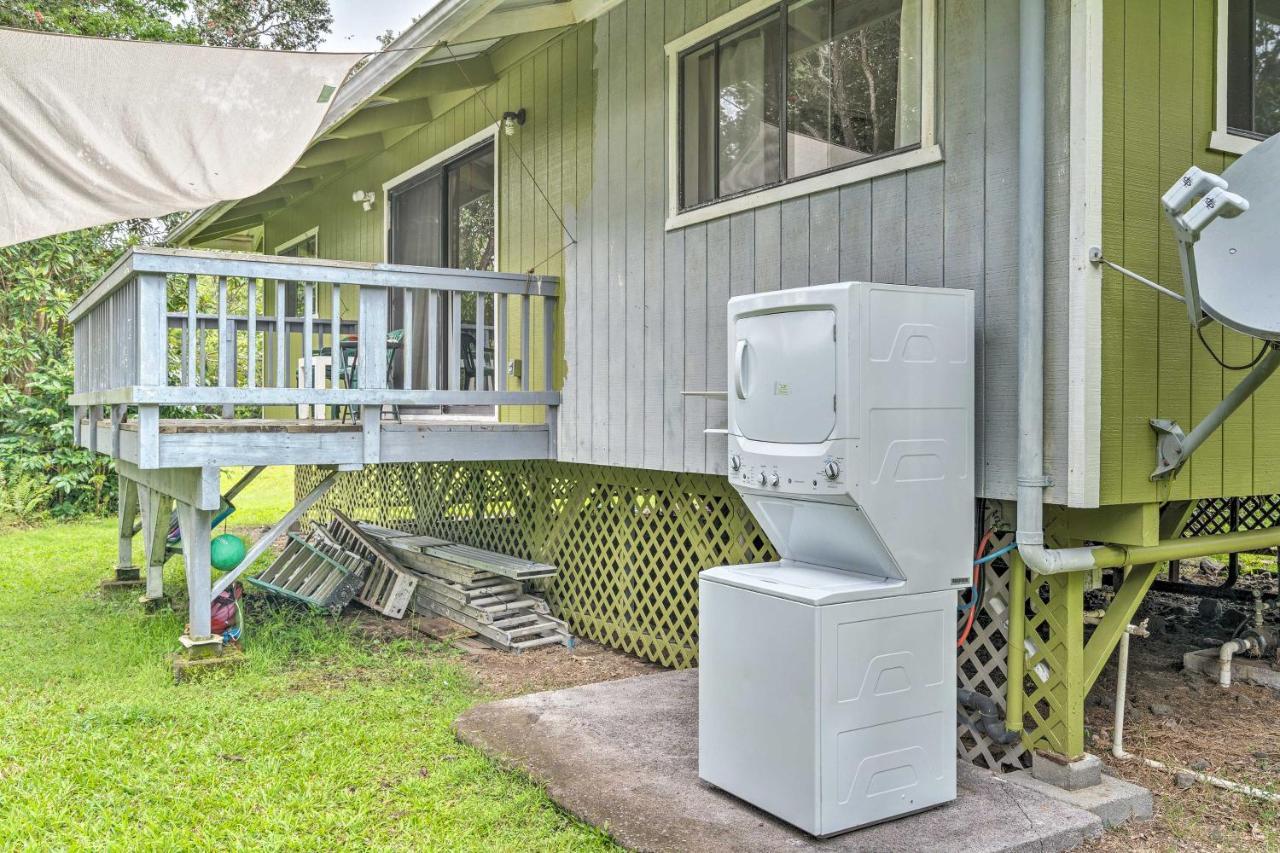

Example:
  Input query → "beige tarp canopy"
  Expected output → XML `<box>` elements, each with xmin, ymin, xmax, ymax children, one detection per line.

<box><xmin>0</xmin><ymin>27</ymin><xmax>361</xmax><ymax>248</ymax></box>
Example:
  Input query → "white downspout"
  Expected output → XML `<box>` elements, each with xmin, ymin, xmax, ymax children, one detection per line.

<box><xmin>1015</xmin><ymin>0</ymin><xmax>1098</xmax><ymax>574</ymax></box>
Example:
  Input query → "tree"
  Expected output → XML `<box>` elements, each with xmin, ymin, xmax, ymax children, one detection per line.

<box><xmin>190</xmin><ymin>0</ymin><xmax>332</xmax><ymax>50</ymax></box>
<box><xmin>0</xmin><ymin>0</ymin><xmax>333</xmax><ymax>522</ymax></box>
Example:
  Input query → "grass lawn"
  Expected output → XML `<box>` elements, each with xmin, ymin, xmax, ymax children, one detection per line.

<box><xmin>0</xmin><ymin>468</ymin><xmax>616</xmax><ymax>850</ymax></box>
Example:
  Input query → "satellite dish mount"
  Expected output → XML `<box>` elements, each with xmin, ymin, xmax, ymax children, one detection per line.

<box><xmin>1091</xmin><ymin>136</ymin><xmax>1280</xmax><ymax>480</ymax></box>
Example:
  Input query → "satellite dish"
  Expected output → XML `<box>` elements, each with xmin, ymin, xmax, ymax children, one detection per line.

<box><xmin>1190</xmin><ymin>134</ymin><xmax>1280</xmax><ymax>340</ymax></box>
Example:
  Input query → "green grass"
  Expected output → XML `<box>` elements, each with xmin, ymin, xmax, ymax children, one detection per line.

<box><xmin>0</xmin><ymin>469</ymin><xmax>616</xmax><ymax>851</ymax></box>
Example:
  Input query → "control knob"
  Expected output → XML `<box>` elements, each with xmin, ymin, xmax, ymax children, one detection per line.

<box><xmin>768</xmin><ymin>471</ymin><xmax>780</xmax><ymax>487</ymax></box>
<box><xmin>756</xmin><ymin>471</ymin><xmax>767</xmax><ymax>486</ymax></box>
<box><xmin>730</xmin><ymin>454</ymin><xmax>741</xmax><ymax>472</ymax></box>
<box><xmin>823</xmin><ymin>460</ymin><xmax>840</xmax><ymax>481</ymax></box>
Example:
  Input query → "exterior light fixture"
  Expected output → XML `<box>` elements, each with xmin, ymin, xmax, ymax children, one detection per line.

<box><xmin>501</xmin><ymin>108</ymin><xmax>526</xmax><ymax>136</ymax></box>
<box><xmin>351</xmin><ymin>190</ymin><xmax>376</xmax><ymax>212</ymax></box>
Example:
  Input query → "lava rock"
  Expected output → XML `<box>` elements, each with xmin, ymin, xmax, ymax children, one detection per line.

<box><xmin>1198</xmin><ymin>598</ymin><xmax>1222</xmax><ymax>621</ymax></box>
<box><xmin>1200</xmin><ymin>557</ymin><xmax>1224</xmax><ymax>573</ymax></box>
<box><xmin>1174</xmin><ymin>770</ymin><xmax>1197</xmax><ymax>789</ymax></box>
<box><xmin>1188</xmin><ymin>756</ymin><xmax>1210</xmax><ymax>771</ymax></box>
<box><xmin>1149</xmin><ymin>702</ymin><xmax>1174</xmax><ymax>717</ymax></box>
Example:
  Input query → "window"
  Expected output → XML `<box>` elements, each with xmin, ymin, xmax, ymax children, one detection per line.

<box><xmin>676</xmin><ymin>0</ymin><xmax>926</xmax><ymax>214</ymax></box>
<box><xmin>1215</xmin><ymin>0</ymin><xmax>1280</xmax><ymax>153</ymax></box>
<box><xmin>1226</xmin><ymin>0</ymin><xmax>1280</xmax><ymax>138</ymax></box>
<box><xmin>277</xmin><ymin>229</ymin><xmax>318</xmax><ymax>318</ymax></box>
<box><xmin>386</xmin><ymin>133</ymin><xmax>497</xmax><ymax>398</ymax></box>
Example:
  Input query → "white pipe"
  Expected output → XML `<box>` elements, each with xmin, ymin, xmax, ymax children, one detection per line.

<box><xmin>1217</xmin><ymin>637</ymin><xmax>1257</xmax><ymax>689</ymax></box>
<box><xmin>1109</xmin><ymin>624</ymin><xmax>1280</xmax><ymax>803</ymax></box>
<box><xmin>1112</xmin><ymin>630</ymin><xmax>1131</xmax><ymax>759</ymax></box>
<box><xmin>1137</xmin><ymin>757</ymin><xmax>1280</xmax><ymax>803</ymax></box>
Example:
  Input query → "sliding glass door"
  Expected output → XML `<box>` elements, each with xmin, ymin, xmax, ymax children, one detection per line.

<box><xmin>388</xmin><ymin>139</ymin><xmax>496</xmax><ymax>404</ymax></box>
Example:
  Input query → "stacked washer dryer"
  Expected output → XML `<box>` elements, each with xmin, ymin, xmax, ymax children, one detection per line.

<box><xmin>699</xmin><ymin>281</ymin><xmax>974</xmax><ymax>837</ymax></box>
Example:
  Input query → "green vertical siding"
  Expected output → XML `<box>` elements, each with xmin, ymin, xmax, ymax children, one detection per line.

<box><xmin>1100</xmin><ymin>0</ymin><xmax>1276</xmax><ymax>503</ymax></box>
<box><xmin>256</xmin><ymin>28</ymin><xmax>591</xmax><ymax>423</ymax></box>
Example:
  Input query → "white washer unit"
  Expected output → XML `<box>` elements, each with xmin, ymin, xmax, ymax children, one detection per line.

<box><xmin>699</xmin><ymin>281</ymin><xmax>974</xmax><ymax>837</ymax></box>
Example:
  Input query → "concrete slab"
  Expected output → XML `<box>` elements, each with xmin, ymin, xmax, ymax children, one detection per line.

<box><xmin>455</xmin><ymin>670</ymin><xmax>1105</xmax><ymax>853</ymax></box>
<box><xmin>1184</xmin><ymin>647</ymin><xmax>1280</xmax><ymax>690</ymax></box>
<box><xmin>1007</xmin><ymin>770</ymin><xmax>1153</xmax><ymax>829</ymax></box>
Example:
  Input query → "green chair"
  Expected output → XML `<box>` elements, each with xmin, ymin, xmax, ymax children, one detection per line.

<box><xmin>335</xmin><ymin>329</ymin><xmax>404</xmax><ymax>423</ymax></box>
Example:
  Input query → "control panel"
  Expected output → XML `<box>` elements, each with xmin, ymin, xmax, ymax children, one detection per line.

<box><xmin>728</xmin><ymin>435</ymin><xmax>848</xmax><ymax>497</ymax></box>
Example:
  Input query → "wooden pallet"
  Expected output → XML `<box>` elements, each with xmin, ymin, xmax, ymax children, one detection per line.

<box><xmin>358</xmin><ymin>523</ymin><xmax>571</xmax><ymax>651</ymax></box>
<box><xmin>327</xmin><ymin>510</ymin><xmax>419</xmax><ymax>619</ymax></box>
<box><xmin>248</xmin><ymin>523</ymin><xmax>369</xmax><ymax>614</ymax></box>
<box><xmin>409</xmin><ymin>586</ymin><xmax>572</xmax><ymax>651</ymax></box>
<box><xmin>361</xmin><ymin>527</ymin><xmax>558</xmax><ymax>582</ymax></box>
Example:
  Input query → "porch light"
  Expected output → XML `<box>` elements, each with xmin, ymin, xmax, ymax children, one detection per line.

<box><xmin>501</xmin><ymin>108</ymin><xmax>526</xmax><ymax>136</ymax></box>
<box><xmin>351</xmin><ymin>189</ymin><xmax>376</xmax><ymax>212</ymax></box>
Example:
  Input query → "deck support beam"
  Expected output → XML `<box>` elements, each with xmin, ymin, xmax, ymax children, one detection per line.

<box><xmin>210</xmin><ymin>471</ymin><xmax>339</xmax><ymax>599</ymax></box>
<box><xmin>137</xmin><ymin>484</ymin><xmax>173</xmax><ymax>606</ymax></box>
<box><xmin>111</xmin><ymin>475</ymin><xmax>141</xmax><ymax>584</ymax></box>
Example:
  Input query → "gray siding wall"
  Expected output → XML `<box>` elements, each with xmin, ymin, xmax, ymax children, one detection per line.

<box><xmin>558</xmin><ymin>0</ymin><xmax>1075</xmax><ymax>504</ymax></box>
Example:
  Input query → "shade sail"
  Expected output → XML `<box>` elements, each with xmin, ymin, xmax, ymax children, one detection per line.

<box><xmin>0</xmin><ymin>28</ymin><xmax>361</xmax><ymax>247</ymax></box>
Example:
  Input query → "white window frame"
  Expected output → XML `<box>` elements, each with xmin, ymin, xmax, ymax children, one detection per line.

<box><xmin>1212</xmin><ymin>0</ymin><xmax>1265</xmax><ymax>155</ymax></box>
<box><xmin>274</xmin><ymin>226</ymin><xmax>319</xmax><ymax>256</ymax></box>
<box><xmin>382</xmin><ymin>124</ymin><xmax>501</xmax><ymax>269</ymax></box>
<box><xmin>664</xmin><ymin>0</ymin><xmax>940</xmax><ymax>231</ymax></box>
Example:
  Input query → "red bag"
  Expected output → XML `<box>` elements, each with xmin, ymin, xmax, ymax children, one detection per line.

<box><xmin>210</xmin><ymin>583</ymin><xmax>242</xmax><ymax>636</ymax></box>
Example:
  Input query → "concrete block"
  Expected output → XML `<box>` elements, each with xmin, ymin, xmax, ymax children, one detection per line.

<box><xmin>1008</xmin><ymin>769</ymin><xmax>1152</xmax><ymax>829</ymax></box>
<box><xmin>1184</xmin><ymin>647</ymin><xmax>1280</xmax><ymax>690</ymax></box>
<box><xmin>1032</xmin><ymin>751</ymin><xmax>1103</xmax><ymax>791</ymax></box>
<box><xmin>172</xmin><ymin>646</ymin><xmax>243</xmax><ymax>683</ymax></box>
<box><xmin>138</xmin><ymin>594</ymin><xmax>171</xmax><ymax>613</ymax></box>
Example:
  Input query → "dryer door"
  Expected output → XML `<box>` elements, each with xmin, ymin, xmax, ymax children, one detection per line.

<box><xmin>732</xmin><ymin>308</ymin><xmax>837</xmax><ymax>444</ymax></box>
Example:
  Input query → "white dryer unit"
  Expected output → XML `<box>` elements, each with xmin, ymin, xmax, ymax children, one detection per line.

<box><xmin>699</xmin><ymin>281</ymin><xmax>974</xmax><ymax>837</ymax></box>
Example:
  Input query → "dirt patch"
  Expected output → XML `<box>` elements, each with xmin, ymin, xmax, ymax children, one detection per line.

<box><xmin>454</xmin><ymin>638</ymin><xmax>659</xmax><ymax>698</ymax></box>
<box><xmin>342</xmin><ymin>607</ymin><xmax>657</xmax><ymax>697</ymax></box>
<box><xmin>1082</xmin><ymin>562</ymin><xmax>1280</xmax><ymax>851</ymax></box>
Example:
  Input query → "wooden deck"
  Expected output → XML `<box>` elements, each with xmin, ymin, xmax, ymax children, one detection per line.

<box><xmin>82</xmin><ymin>417</ymin><xmax>552</xmax><ymax>469</ymax></box>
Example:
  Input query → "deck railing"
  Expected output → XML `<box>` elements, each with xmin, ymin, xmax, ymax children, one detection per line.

<box><xmin>68</xmin><ymin>247</ymin><xmax>559</xmax><ymax>467</ymax></box>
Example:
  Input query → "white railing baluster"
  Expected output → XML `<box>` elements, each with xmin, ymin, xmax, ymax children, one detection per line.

<box><xmin>217</xmin><ymin>276</ymin><xmax>228</xmax><ymax>388</ymax></box>
<box><xmin>275</xmin><ymin>280</ymin><xmax>286</xmax><ymax>388</ymax></box>
<box><xmin>303</xmin><ymin>283</ymin><xmax>314</xmax><ymax>392</ymax></box>
<box><xmin>520</xmin><ymin>293</ymin><xmax>531</xmax><ymax>393</ymax></box>
<box><xmin>449</xmin><ymin>291</ymin><xmax>462</xmax><ymax>392</ymax></box>
<box><xmin>427</xmin><ymin>290</ymin><xmax>439</xmax><ymax>391</ymax></box>
<box><xmin>186</xmin><ymin>274</ymin><xmax>197</xmax><ymax>387</ymax></box>
<box><xmin>402</xmin><ymin>288</ymin><xmax>414</xmax><ymax>391</ymax></box>
<box><xmin>247</xmin><ymin>279</ymin><xmax>257</xmax><ymax>389</ymax></box>
<box><xmin>543</xmin><ymin>287</ymin><xmax>555</xmax><ymax>392</ymax></box>
<box><xmin>475</xmin><ymin>294</ymin><xmax>487</xmax><ymax>391</ymax></box>
<box><xmin>330</xmin><ymin>283</ymin><xmax>341</xmax><ymax>400</ymax></box>
<box><xmin>494</xmin><ymin>293</ymin><xmax>507</xmax><ymax>392</ymax></box>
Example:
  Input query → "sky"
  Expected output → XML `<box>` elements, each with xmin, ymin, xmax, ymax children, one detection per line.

<box><xmin>319</xmin><ymin>0</ymin><xmax>432</xmax><ymax>53</ymax></box>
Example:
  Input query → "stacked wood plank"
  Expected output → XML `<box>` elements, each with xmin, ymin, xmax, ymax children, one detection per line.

<box><xmin>248</xmin><ymin>521</ymin><xmax>369</xmax><ymax>614</ymax></box>
<box><xmin>326</xmin><ymin>510</ymin><xmax>419</xmax><ymax>618</ymax></box>
<box><xmin>358</xmin><ymin>524</ymin><xmax>572</xmax><ymax>652</ymax></box>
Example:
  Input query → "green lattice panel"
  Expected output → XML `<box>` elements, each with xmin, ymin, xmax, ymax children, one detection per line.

<box><xmin>1018</xmin><ymin>571</ymin><xmax>1086</xmax><ymax>758</ymax></box>
<box><xmin>297</xmin><ymin>462</ymin><xmax>777</xmax><ymax>668</ymax></box>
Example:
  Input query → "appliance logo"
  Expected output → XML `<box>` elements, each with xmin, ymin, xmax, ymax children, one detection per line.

<box><xmin>773</xmin><ymin>381</ymin><xmax>791</xmax><ymax>396</ymax></box>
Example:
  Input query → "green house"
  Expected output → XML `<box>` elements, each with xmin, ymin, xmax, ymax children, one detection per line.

<box><xmin>70</xmin><ymin>0</ymin><xmax>1280</xmax><ymax>764</ymax></box>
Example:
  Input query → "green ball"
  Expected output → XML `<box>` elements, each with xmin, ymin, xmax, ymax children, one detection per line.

<box><xmin>210</xmin><ymin>533</ymin><xmax>246</xmax><ymax>571</ymax></box>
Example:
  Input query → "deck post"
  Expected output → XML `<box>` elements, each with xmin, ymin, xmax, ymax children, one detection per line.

<box><xmin>137</xmin><ymin>272</ymin><xmax>168</xmax><ymax>469</ymax></box>
<box><xmin>358</xmin><ymin>285</ymin><xmax>388</xmax><ymax>464</ymax></box>
<box><xmin>137</xmin><ymin>484</ymin><xmax>172</xmax><ymax>607</ymax></box>
<box><xmin>176</xmin><ymin>500</ymin><xmax>220</xmax><ymax>650</ymax></box>
<box><xmin>104</xmin><ymin>474</ymin><xmax>142</xmax><ymax>588</ymax></box>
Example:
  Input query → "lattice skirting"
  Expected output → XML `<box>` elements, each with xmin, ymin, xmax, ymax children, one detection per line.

<box><xmin>956</xmin><ymin>530</ymin><xmax>1032</xmax><ymax>770</ymax></box>
<box><xmin>295</xmin><ymin>461</ymin><xmax>777</xmax><ymax>668</ymax></box>
<box><xmin>1184</xmin><ymin>495</ymin><xmax>1280</xmax><ymax>537</ymax></box>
